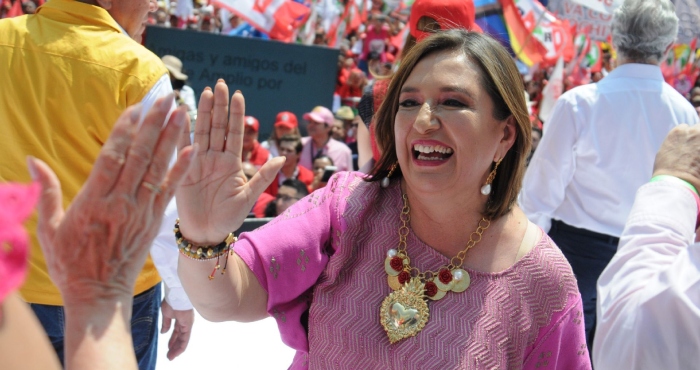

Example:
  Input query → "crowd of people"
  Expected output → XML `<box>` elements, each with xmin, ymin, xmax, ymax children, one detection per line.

<box><xmin>3</xmin><ymin>0</ymin><xmax>700</xmax><ymax>369</ymax></box>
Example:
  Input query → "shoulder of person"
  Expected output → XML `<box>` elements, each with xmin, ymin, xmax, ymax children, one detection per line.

<box><xmin>329</xmin><ymin>138</ymin><xmax>352</xmax><ymax>153</ymax></box>
<box><xmin>524</xmin><ymin>232</ymin><xmax>579</xmax><ymax>291</ymax></box>
<box><xmin>325</xmin><ymin>171</ymin><xmax>370</xmax><ymax>193</ymax></box>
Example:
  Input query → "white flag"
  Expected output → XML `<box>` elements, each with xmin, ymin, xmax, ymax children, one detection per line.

<box><xmin>539</xmin><ymin>56</ymin><xmax>564</xmax><ymax>123</ymax></box>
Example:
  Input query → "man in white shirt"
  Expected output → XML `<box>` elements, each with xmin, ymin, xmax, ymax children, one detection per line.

<box><xmin>594</xmin><ymin>123</ymin><xmax>700</xmax><ymax>369</ymax></box>
<box><xmin>519</xmin><ymin>0</ymin><xmax>699</xmax><ymax>352</ymax></box>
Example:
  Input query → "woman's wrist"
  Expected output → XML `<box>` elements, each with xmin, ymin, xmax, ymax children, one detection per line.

<box><xmin>176</xmin><ymin>221</ymin><xmax>231</xmax><ymax>246</ymax></box>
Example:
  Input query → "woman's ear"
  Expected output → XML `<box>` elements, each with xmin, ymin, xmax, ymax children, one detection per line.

<box><xmin>497</xmin><ymin>115</ymin><xmax>517</xmax><ymax>160</ymax></box>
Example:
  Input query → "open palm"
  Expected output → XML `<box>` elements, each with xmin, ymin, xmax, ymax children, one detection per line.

<box><xmin>176</xmin><ymin>80</ymin><xmax>284</xmax><ymax>244</ymax></box>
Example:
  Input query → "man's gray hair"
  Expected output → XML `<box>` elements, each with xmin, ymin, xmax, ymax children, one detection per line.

<box><xmin>611</xmin><ymin>0</ymin><xmax>678</xmax><ymax>64</ymax></box>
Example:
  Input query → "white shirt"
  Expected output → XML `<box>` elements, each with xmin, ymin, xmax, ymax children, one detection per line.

<box><xmin>594</xmin><ymin>181</ymin><xmax>700</xmax><ymax>369</ymax></box>
<box><xmin>118</xmin><ymin>25</ymin><xmax>192</xmax><ymax>310</ymax></box>
<box><xmin>520</xmin><ymin>63</ymin><xmax>699</xmax><ymax>236</ymax></box>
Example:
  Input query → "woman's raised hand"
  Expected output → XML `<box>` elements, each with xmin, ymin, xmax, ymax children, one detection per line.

<box><xmin>176</xmin><ymin>80</ymin><xmax>285</xmax><ymax>244</ymax></box>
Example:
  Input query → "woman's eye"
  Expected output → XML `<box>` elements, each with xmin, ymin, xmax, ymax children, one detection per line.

<box><xmin>399</xmin><ymin>99</ymin><xmax>419</xmax><ymax>108</ymax></box>
<box><xmin>443</xmin><ymin>99</ymin><xmax>467</xmax><ymax>107</ymax></box>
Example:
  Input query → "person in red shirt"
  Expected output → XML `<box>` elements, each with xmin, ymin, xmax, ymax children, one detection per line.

<box><xmin>265</xmin><ymin>134</ymin><xmax>314</xmax><ymax>196</ymax></box>
<box><xmin>243</xmin><ymin>116</ymin><xmax>271</xmax><ymax>167</ymax></box>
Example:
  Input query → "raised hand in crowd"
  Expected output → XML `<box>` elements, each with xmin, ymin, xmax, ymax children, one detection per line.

<box><xmin>1</xmin><ymin>98</ymin><xmax>194</xmax><ymax>370</ymax></box>
<box><xmin>175</xmin><ymin>79</ymin><xmax>285</xmax><ymax>245</ymax></box>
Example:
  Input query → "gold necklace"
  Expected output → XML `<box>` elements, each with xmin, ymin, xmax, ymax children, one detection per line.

<box><xmin>380</xmin><ymin>194</ymin><xmax>490</xmax><ymax>344</ymax></box>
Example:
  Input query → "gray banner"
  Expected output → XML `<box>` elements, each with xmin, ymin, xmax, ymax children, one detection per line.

<box><xmin>144</xmin><ymin>26</ymin><xmax>339</xmax><ymax>137</ymax></box>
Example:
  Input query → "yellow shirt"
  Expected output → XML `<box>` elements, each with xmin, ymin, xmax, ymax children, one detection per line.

<box><xmin>0</xmin><ymin>0</ymin><xmax>167</xmax><ymax>305</ymax></box>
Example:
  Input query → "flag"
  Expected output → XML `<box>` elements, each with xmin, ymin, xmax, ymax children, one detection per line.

<box><xmin>299</xmin><ymin>2</ymin><xmax>318</xmax><ymax>45</ymax></box>
<box><xmin>586</xmin><ymin>41</ymin><xmax>602</xmax><ymax>72</ymax></box>
<box><xmin>515</xmin><ymin>0</ymin><xmax>574</xmax><ymax>65</ymax></box>
<box><xmin>474</xmin><ymin>0</ymin><xmax>515</xmax><ymax>54</ymax></box>
<box><xmin>327</xmin><ymin>0</ymin><xmax>367</xmax><ymax>47</ymax></box>
<box><xmin>683</xmin><ymin>37</ymin><xmax>697</xmax><ymax>76</ymax></box>
<box><xmin>213</xmin><ymin>0</ymin><xmax>311</xmax><ymax>41</ymax></box>
<box><xmin>539</xmin><ymin>56</ymin><xmax>564</xmax><ymax>123</ymax></box>
<box><xmin>500</xmin><ymin>0</ymin><xmax>547</xmax><ymax>66</ymax></box>
<box><xmin>569</xmin><ymin>0</ymin><xmax>622</xmax><ymax>15</ymax></box>
<box><xmin>661</xmin><ymin>46</ymin><xmax>677</xmax><ymax>86</ymax></box>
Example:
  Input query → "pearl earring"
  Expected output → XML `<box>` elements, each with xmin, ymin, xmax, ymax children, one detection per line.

<box><xmin>381</xmin><ymin>163</ymin><xmax>398</xmax><ymax>188</ymax></box>
<box><xmin>480</xmin><ymin>158</ymin><xmax>502</xmax><ymax>195</ymax></box>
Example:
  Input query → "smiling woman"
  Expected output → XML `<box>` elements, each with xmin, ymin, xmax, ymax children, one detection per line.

<box><xmin>175</xmin><ymin>29</ymin><xmax>591</xmax><ymax>369</ymax></box>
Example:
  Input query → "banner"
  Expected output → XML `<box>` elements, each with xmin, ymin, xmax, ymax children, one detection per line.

<box><xmin>675</xmin><ymin>0</ymin><xmax>700</xmax><ymax>44</ymax></box>
<box><xmin>145</xmin><ymin>26</ymin><xmax>339</xmax><ymax>137</ymax></box>
<box><xmin>569</xmin><ymin>0</ymin><xmax>621</xmax><ymax>15</ymax></box>
<box><xmin>547</xmin><ymin>0</ymin><xmax>613</xmax><ymax>41</ymax></box>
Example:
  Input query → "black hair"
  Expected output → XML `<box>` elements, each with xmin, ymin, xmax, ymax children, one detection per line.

<box><xmin>280</xmin><ymin>179</ymin><xmax>309</xmax><ymax>197</ymax></box>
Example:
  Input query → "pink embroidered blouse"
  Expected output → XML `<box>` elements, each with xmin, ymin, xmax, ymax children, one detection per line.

<box><xmin>236</xmin><ymin>172</ymin><xmax>591</xmax><ymax>369</ymax></box>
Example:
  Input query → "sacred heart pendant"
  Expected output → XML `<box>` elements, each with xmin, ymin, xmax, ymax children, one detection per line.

<box><xmin>380</xmin><ymin>277</ymin><xmax>430</xmax><ymax>344</ymax></box>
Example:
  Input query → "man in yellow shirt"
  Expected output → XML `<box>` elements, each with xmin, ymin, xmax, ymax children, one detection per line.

<box><xmin>0</xmin><ymin>0</ymin><xmax>194</xmax><ymax>368</ymax></box>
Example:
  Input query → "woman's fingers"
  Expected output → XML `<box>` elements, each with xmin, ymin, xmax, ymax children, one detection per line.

<box><xmin>114</xmin><ymin>95</ymin><xmax>174</xmax><ymax>197</ymax></box>
<box><xmin>246</xmin><ymin>156</ymin><xmax>286</xmax><ymax>202</ymax></box>
<box><xmin>86</xmin><ymin>104</ymin><xmax>139</xmax><ymax>197</ymax></box>
<box><xmin>193</xmin><ymin>87</ymin><xmax>213</xmax><ymax>151</ymax></box>
<box><xmin>225</xmin><ymin>90</ymin><xmax>245</xmax><ymax>157</ymax></box>
<box><xmin>28</xmin><ymin>156</ymin><xmax>64</xmax><ymax>248</ymax></box>
<box><xmin>136</xmin><ymin>106</ymin><xmax>188</xmax><ymax>204</ymax></box>
<box><xmin>209</xmin><ymin>80</ymin><xmax>230</xmax><ymax>152</ymax></box>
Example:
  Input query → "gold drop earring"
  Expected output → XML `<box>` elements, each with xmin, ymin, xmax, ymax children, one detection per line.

<box><xmin>480</xmin><ymin>158</ymin><xmax>502</xmax><ymax>195</ymax></box>
<box><xmin>382</xmin><ymin>163</ymin><xmax>398</xmax><ymax>188</ymax></box>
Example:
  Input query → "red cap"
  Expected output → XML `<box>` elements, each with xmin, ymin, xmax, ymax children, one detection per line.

<box><xmin>274</xmin><ymin>111</ymin><xmax>298</xmax><ymax>130</ymax></box>
<box><xmin>244</xmin><ymin>116</ymin><xmax>259</xmax><ymax>132</ymax></box>
<box><xmin>408</xmin><ymin>0</ymin><xmax>482</xmax><ymax>42</ymax></box>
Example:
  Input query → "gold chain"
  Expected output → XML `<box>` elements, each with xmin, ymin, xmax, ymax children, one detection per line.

<box><xmin>397</xmin><ymin>193</ymin><xmax>490</xmax><ymax>281</ymax></box>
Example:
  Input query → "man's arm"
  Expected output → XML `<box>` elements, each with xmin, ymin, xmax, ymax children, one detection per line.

<box><xmin>519</xmin><ymin>96</ymin><xmax>579</xmax><ymax>231</ymax></box>
<box><xmin>593</xmin><ymin>182</ymin><xmax>700</xmax><ymax>369</ymax></box>
<box><xmin>594</xmin><ymin>124</ymin><xmax>700</xmax><ymax>369</ymax></box>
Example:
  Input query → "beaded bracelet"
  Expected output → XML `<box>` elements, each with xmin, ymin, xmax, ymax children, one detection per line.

<box><xmin>174</xmin><ymin>219</ymin><xmax>237</xmax><ymax>280</ymax></box>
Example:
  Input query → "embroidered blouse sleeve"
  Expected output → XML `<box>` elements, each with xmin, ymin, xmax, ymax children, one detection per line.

<box><xmin>523</xmin><ymin>293</ymin><xmax>591</xmax><ymax>370</ymax></box>
<box><xmin>234</xmin><ymin>172</ymin><xmax>353</xmax><ymax>352</ymax></box>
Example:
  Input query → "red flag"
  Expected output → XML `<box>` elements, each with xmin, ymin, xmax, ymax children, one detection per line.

<box><xmin>500</xmin><ymin>0</ymin><xmax>547</xmax><ymax>66</ymax></box>
<box><xmin>213</xmin><ymin>0</ymin><xmax>310</xmax><ymax>41</ymax></box>
<box><xmin>683</xmin><ymin>37</ymin><xmax>697</xmax><ymax>76</ymax></box>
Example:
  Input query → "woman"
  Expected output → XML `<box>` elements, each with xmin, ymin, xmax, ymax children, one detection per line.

<box><xmin>175</xmin><ymin>30</ymin><xmax>589</xmax><ymax>369</ymax></box>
